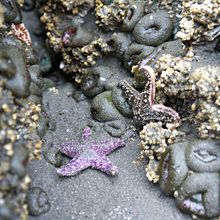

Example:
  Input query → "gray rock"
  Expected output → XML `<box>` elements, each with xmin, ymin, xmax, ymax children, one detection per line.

<box><xmin>42</xmin><ymin>78</ymin><xmax>56</xmax><ymax>92</ymax></box>
<box><xmin>104</xmin><ymin>119</ymin><xmax>127</xmax><ymax>137</ymax></box>
<box><xmin>28</xmin><ymin>95</ymin><xmax>41</xmax><ymax>104</ymax></box>
<box><xmin>157</xmin><ymin>40</ymin><xmax>185</xmax><ymax>58</ymax></box>
<box><xmin>29</xmin><ymin>65</ymin><xmax>43</xmax><ymax>89</ymax></box>
<box><xmin>110</xmin><ymin>32</ymin><xmax>131</xmax><ymax>58</ymax></box>
<box><xmin>124</xmin><ymin>43</ymin><xmax>155</xmax><ymax>69</ymax></box>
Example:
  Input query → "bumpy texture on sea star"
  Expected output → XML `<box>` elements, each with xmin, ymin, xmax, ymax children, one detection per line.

<box><xmin>10</xmin><ymin>23</ymin><xmax>32</xmax><ymax>45</ymax></box>
<box><xmin>120</xmin><ymin>58</ymin><xmax>180</xmax><ymax>129</ymax></box>
<box><xmin>57</xmin><ymin>127</ymin><xmax>125</xmax><ymax>176</ymax></box>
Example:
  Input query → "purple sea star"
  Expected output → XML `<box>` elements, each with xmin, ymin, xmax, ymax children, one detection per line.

<box><xmin>120</xmin><ymin>56</ymin><xmax>181</xmax><ymax>130</ymax></box>
<box><xmin>57</xmin><ymin>127</ymin><xmax>125</xmax><ymax>176</ymax></box>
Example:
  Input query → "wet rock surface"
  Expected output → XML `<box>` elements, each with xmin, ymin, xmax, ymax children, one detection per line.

<box><xmin>28</xmin><ymin>83</ymin><xmax>191</xmax><ymax>220</ymax></box>
<box><xmin>1</xmin><ymin>1</ymin><xmax>218</xmax><ymax>220</ymax></box>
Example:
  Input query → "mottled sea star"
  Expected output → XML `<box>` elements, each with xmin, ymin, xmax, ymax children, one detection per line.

<box><xmin>10</xmin><ymin>23</ymin><xmax>32</xmax><ymax>45</ymax></box>
<box><xmin>57</xmin><ymin>127</ymin><xmax>125</xmax><ymax>176</ymax></box>
<box><xmin>120</xmin><ymin>56</ymin><xmax>180</xmax><ymax>129</ymax></box>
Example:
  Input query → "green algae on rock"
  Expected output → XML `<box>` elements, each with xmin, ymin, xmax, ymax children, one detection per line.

<box><xmin>91</xmin><ymin>91</ymin><xmax>122</xmax><ymax>122</ymax></box>
<box><xmin>90</xmin><ymin>87</ymin><xmax>131</xmax><ymax>137</ymax></box>
<box><xmin>111</xmin><ymin>86</ymin><xmax>133</xmax><ymax>118</ymax></box>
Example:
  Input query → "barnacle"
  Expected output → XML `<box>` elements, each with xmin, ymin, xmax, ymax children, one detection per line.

<box><xmin>139</xmin><ymin>122</ymin><xmax>184</xmax><ymax>183</ymax></box>
<box><xmin>40</xmin><ymin>1</ymin><xmax>113</xmax><ymax>81</ymax></box>
<box><xmin>176</xmin><ymin>0</ymin><xmax>220</xmax><ymax>43</ymax></box>
<box><xmin>190</xmin><ymin>66</ymin><xmax>220</xmax><ymax>138</ymax></box>
<box><xmin>60</xmin><ymin>38</ymin><xmax>111</xmax><ymax>79</ymax></box>
<box><xmin>156</xmin><ymin>54</ymin><xmax>220</xmax><ymax>139</ymax></box>
<box><xmin>0</xmin><ymin>54</ymin><xmax>43</xmax><ymax>220</ymax></box>
<box><xmin>95</xmin><ymin>0</ymin><xmax>129</xmax><ymax>31</ymax></box>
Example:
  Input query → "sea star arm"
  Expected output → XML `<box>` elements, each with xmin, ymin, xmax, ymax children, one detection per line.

<box><xmin>82</xmin><ymin>127</ymin><xmax>92</xmax><ymax>142</ymax></box>
<box><xmin>92</xmin><ymin>138</ymin><xmax>125</xmax><ymax>156</ymax></box>
<box><xmin>152</xmin><ymin>104</ymin><xmax>180</xmax><ymax>127</ymax></box>
<box><xmin>59</xmin><ymin>143</ymin><xmax>82</xmax><ymax>158</ymax></box>
<box><xmin>119</xmin><ymin>80</ymin><xmax>141</xmax><ymax>106</ymax></box>
<box><xmin>90</xmin><ymin>156</ymin><xmax>118</xmax><ymax>176</ymax></box>
<box><xmin>139</xmin><ymin>65</ymin><xmax>156</xmax><ymax>106</ymax></box>
<box><xmin>56</xmin><ymin>157</ymin><xmax>90</xmax><ymax>176</ymax></box>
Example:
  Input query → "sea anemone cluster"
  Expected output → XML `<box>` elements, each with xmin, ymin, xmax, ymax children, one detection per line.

<box><xmin>158</xmin><ymin>139</ymin><xmax>220</xmax><ymax>218</ymax></box>
<box><xmin>137</xmin><ymin>54</ymin><xmax>190</xmax><ymax>182</ymax></box>
<box><xmin>139</xmin><ymin>57</ymin><xmax>220</xmax><ymax>217</ymax></box>
<box><xmin>176</xmin><ymin>0</ymin><xmax>220</xmax><ymax>43</ymax></box>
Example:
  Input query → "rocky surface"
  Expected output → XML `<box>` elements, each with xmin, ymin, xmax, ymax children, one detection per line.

<box><xmin>3</xmin><ymin>1</ymin><xmax>218</xmax><ymax>219</ymax></box>
<box><xmin>28</xmin><ymin>82</ymin><xmax>191</xmax><ymax>220</ymax></box>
